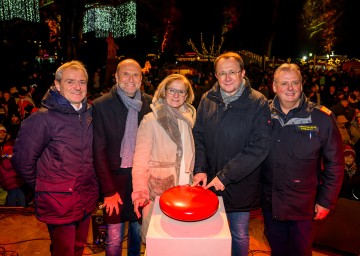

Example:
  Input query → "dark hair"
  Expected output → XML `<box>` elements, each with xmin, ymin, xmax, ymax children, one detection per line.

<box><xmin>214</xmin><ymin>52</ymin><xmax>244</xmax><ymax>72</ymax></box>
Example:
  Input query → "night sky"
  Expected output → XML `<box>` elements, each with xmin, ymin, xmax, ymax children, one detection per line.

<box><xmin>172</xmin><ymin>0</ymin><xmax>360</xmax><ymax>59</ymax></box>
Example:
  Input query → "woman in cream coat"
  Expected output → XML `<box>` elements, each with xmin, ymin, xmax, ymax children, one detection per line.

<box><xmin>131</xmin><ymin>74</ymin><xmax>196</xmax><ymax>242</ymax></box>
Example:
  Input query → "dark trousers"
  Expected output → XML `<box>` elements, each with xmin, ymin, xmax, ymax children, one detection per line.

<box><xmin>262</xmin><ymin>209</ymin><xmax>314</xmax><ymax>256</ymax></box>
<box><xmin>47</xmin><ymin>214</ymin><xmax>91</xmax><ymax>256</ymax></box>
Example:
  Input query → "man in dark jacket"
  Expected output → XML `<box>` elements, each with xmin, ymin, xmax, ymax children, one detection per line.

<box><xmin>11</xmin><ymin>60</ymin><xmax>99</xmax><ymax>256</ymax></box>
<box><xmin>191</xmin><ymin>52</ymin><xmax>272</xmax><ymax>256</ymax></box>
<box><xmin>261</xmin><ymin>63</ymin><xmax>344</xmax><ymax>256</ymax></box>
<box><xmin>92</xmin><ymin>58</ymin><xmax>152</xmax><ymax>256</ymax></box>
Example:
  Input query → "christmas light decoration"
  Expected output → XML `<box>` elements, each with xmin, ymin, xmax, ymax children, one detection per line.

<box><xmin>302</xmin><ymin>0</ymin><xmax>343</xmax><ymax>54</ymax></box>
<box><xmin>187</xmin><ymin>33</ymin><xmax>223</xmax><ymax>59</ymax></box>
<box><xmin>83</xmin><ymin>0</ymin><xmax>136</xmax><ymax>38</ymax></box>
<box><xmin>0</xmin><ymin>0</ymin><xmax>40</xmax><ymax>22</ymax></box>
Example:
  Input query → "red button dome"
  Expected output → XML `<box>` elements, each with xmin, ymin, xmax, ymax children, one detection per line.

<box><xmin>159</xmin><ymin>185</ymin><xmax>219</xmax><ymax>222</ymax></box>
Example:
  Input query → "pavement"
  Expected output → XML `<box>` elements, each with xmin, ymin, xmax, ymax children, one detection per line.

<box><xmin>0</xmin><ymin>188</ymin><xmax>352</xmax><ymax>256</ymax></box>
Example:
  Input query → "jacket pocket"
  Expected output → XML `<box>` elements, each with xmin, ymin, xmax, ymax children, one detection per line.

<box><xmin>35</xmin><ymin>177</ymin><xmax>76</xmax><ymax>222</ymax></box>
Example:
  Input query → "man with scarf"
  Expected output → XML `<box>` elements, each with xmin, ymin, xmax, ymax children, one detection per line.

<box><xmin>92</xmin><ymin>59</ymin><xmax>152</xmax><ymax>256</ymax></box>
<box><xmin>131</xmin><ymin>74</ymin><xmax>196</xmax><ymax>243</ymax></box>
<box><xmin>191</xmin><ymin>52</ymin><xmax>272</xmax><ymax>256</ymax></box>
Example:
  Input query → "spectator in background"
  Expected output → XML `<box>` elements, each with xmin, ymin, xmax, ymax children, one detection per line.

<box><xmin>0</xmin><ymin>124</ymin><xmax>25</xmax><ymax>207</ymax></box>
<box><xmin>350</xmin><ymin>112</ymin><xmax>360</xmax><ymax>146</ymax></box>
<box><xmin>92</xmin><ymin>68</ymin><xmax>101</xmax><ymax>92</ymax></box>
<box><xmin>322</xmin><ymin>84</ymin><xmax>337</xmax><ymax>108</ymax></box>
<box><xmin>348</xmin><ymin>93</ymin><xmax>360</xmax><ymax>110</ymax></box>
<box><xmin>92</xmin><ymin>58</ymin><xmax>152</xmax><ymax>256</ymax></box>
<box><xmin>16</xmin><ymin>87</ymin><xmax>35</xmax><ymax>120</ymax></box>
<box><xmin>6</xmin><ymin>114</ymin><xmax>21</xmax><ymax>140</ymax></box>
<box><xmin>261</xmin><ymin>63</ymin><xmax>344</xmax><ymax>256</ymax></box>
<box><xmin>132</xmin><ymin>74</ymin><xmax>196</xmax><ymax>242</ymax></box>
<box><xmin>1</xmin><ymin>91</ymin><xmax>19</xmax><ymax>128</ymax></box>
<box><xmin>11</xmin><ymin>60</ymin><xmax>99</xmax><ymax>256</ymax></box>
<box><xmin>336</xmin><ymin>115</ymin><xmax>351</xmax><ymax>146</ymax></box>
<box><xmin>339</xmin><ymin>145</ymin><xmax>360</xmax><ymax>201</ymax></box>
<box><xmin>331</xmin><ymin>98</ymin><xmax>355</xmax><ymax>123</ymax></box>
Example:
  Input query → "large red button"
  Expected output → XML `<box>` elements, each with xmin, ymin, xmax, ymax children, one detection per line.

<box><xmin>159</xmin><ymin>185</ymin><xmax>219</xmax><ymax>221</ymax></box>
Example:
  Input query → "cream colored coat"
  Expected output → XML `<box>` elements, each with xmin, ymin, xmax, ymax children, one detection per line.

<box><xmin>131</xmin><ymin>103</ymin><xmax>196</xmax><ymax>242</ymax></box>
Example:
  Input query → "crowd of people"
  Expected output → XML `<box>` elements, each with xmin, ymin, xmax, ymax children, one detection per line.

<box><xmin>0</xmin><ymin>53</ymin><xmax>359</xmax><ymax>256</ymax></box>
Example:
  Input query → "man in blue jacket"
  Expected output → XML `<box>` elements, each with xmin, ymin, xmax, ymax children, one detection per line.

<box><xmin>11</xmin><ymin>60</ymin><xmax>99</xmax><ymax>256</ymax></box>
<box><xmin>261</xmin><ymin>63</ymin><xmax>344</xmax><ymax>256</ymax></box>
<box><xmin>192</xmin><ymin>52</ymin><xmax>272</xmax><ymax>256</ymax></box>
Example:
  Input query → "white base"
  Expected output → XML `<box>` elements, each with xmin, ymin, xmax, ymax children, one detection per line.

<box><xmin>146</xmin><ymin>196</ymin><xmax>231</xmax><ymax>256</ymax></box>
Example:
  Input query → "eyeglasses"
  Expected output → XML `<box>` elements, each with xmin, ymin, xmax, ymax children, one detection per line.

<box><xmin>217</xmin><ymin>70</ymin><xmax>241</xmax><ymax>78</ymax></box>
<box><xmin>166</xmin><ymin>88</ymin><xmax>187</xmax><ymax>97</ymax></box>
<box><xmin>276</xmin><ymin>80</ymin><xmax>302</xmax><ymax>87</ymax></box>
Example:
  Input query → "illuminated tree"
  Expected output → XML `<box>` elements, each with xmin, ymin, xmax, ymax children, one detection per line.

<box><xmin>187</xmin><ymin>33</ymin><xmax>223</xmax><ymax>59</ymax></box>
<box><xmin>83</xmin><ymin>1</ymin><xmax>136</xmax><ymax>38</ymax></box>
<box><xmin>186</xmin><ymin>4</ymin><xmax>239</xmax><ymax>59</ymax></box>
<box><xmin>302</xmin><ymin>0</ymin><xmax>344</xmax><ymax>54</ymax></box>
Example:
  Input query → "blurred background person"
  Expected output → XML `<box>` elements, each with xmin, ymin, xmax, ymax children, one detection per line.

<box><xmin>350</xmin><ymin>112</ymin><xmax>360</xmax><ymax>146</ymax></box>
<box><xmin>336</xmin><ymin>115</ymin><xmax>351</xmax><ymax>146</ymax></box>
<box><xmin>339</xmin><ymin>145</ymin><xmax>360</xmax><ymax>201</ymax></box>
<box><xmin>0</xmin><ymin>124</ymin><xmax>25</xmax><ymax>207</ymax></box>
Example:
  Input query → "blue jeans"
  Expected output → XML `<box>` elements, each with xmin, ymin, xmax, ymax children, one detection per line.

<box><xmin>106</xmin><ymin>221</ymin><xmax>142</xmax><ymax>256</ymax></box>
<box><xmin>226</xmin><ymin>211</ymin><xmax>250</xmax><ymax>256</ymax></box>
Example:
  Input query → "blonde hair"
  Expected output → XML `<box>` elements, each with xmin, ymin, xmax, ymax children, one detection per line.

<box><xmin>153</xmin><ymin>74</ymin><xmax>195</xmax><ymax>104</ymax></box>
<box><xmin>273</xmin><ymin>63</ymin><xmax>302</xmax><ymax>83</ymax></box>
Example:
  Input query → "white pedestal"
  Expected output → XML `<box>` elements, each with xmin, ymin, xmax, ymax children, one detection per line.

<box><xmin>146</xmin><ymin>196</ymin><xmax>231</xmax><ymax>256</ymax></box>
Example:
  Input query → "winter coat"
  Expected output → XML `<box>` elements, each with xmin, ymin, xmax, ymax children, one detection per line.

<box><xmin>350</xmin><ymin>121</ymin><xmax>360</xmax><ymax>145</ymax></box>
<box><xmin>92</xmin><ymin>85</ymin><xmax>152</xmax><ymax>223</ymax></box>
<box><xmin>193</xmin><ymin>78</ymin><xmax>272</xmax><ymax>212</ymax></box>
<box><xmin>261</xmin><ymin>93</ymin><xmax>344</xmax><ymax>221</ymax></box>
<box><xmin>131</xmin><ymin>101</ymin><xmax>196</xmax><ymax>242</ymax></box>
<box><xmin>11</xmin><ymin>86</ymin><xmax>99</xmax><ymax>225</ymax></box>
<box><xmin>132</xmin><ymin>101</ymin><xmax>196</xmax><ymax>202</ymax></box>
<box><xmin>339</xmin><ymin>163</ymin><xmax>360</xmax><ymax>200</ymax></box>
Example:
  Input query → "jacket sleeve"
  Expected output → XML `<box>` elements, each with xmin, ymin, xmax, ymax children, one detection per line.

<box><xmin>192</xmin><ymin>94</ymin><xmax>209</xmax><ymax>175</ymax></box>
<box><xmin>317</xmin><ymin>113</ymin><xmax>345</xmax><ymax>209</ymax></box>
<box><xmin>92</xmin><ymin>101</ymin><xmax>117</xmax><ymax>196</ymax></box>
<box><xmin>11</xmin><ymin>112</ymin><xmax>50</xmax><ymax>189</ymax></box>
<box><xmin>218</xmin><ymin>96</ymin><xmax>272</xmax><ymax>186</ymax></box>
<box><xmin>132</xmin><ymin>115</ymin><xmax>153</xmax><ymax>201</ymax></box>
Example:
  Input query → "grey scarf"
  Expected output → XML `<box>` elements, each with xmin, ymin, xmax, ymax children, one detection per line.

<box><xmin>220</xmin><ymin>80</ymin><xmax>245</xmax><ymax>106</ymax></box>
<box><xmin>116</xmin><ymin>86</ymin><xmax>143</xmax><ymax>168</ymax></box>
<box><xmin>152</xmin><ymin>99</ymin><xmax>193</xmax><ymax>171</ymax></box>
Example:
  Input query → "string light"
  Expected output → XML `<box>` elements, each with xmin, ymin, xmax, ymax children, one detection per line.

<box><xmin>187</xmin><ymin>33</ymin><xmax>223</xmax><ymax>59</ymax></box>
<box><xmin>0</xmin><ymin>0</ymin><xmax>40</xmax><ymax>22</ymax></box>
<box><xmin>83</xmin><ymin>0</ymin><xmax>136</xmax><ymax>38</ymax></box>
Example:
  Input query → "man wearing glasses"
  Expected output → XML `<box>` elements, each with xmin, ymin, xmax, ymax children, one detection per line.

<box><xmin>92</xmin><ymin>59</ymin><xmax>153</xmax><ymax>256</ymax></box>
<box><xmin>192</xmin><ymin>51</ymin><xmax>272</xmax><ymax>256</ymax></box>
